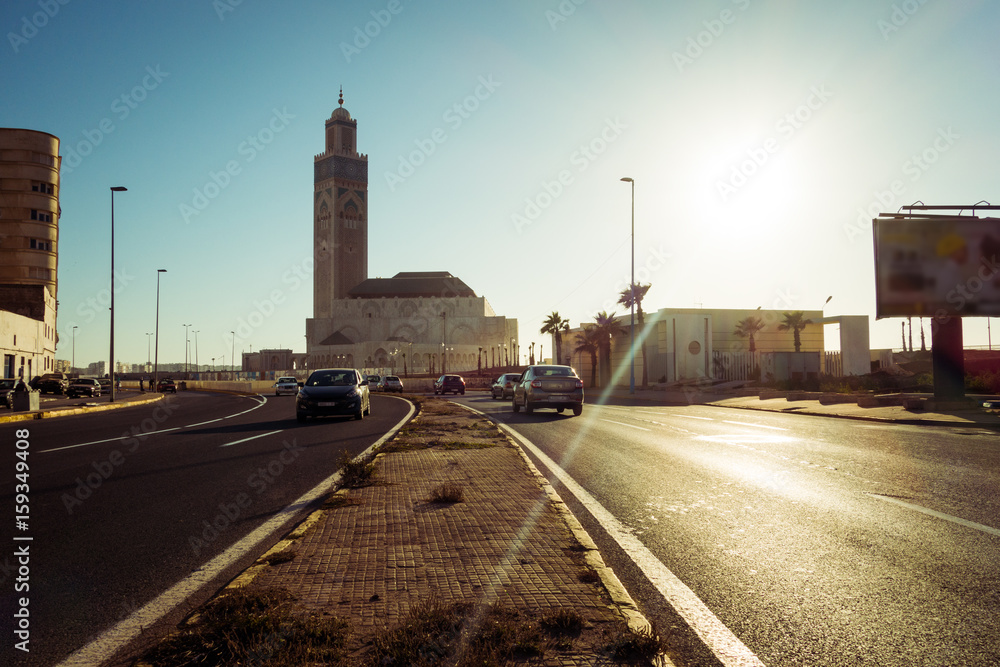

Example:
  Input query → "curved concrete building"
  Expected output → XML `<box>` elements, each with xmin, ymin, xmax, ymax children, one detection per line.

<box><xmin>0</xmin><ymin>128</ymin><xmax>60</xmax><ymax>300</ymax></box>
<box><xmin>0</xmin><ymin>128</ymin><xmax>60</xmax><ymax>379</ymax></box>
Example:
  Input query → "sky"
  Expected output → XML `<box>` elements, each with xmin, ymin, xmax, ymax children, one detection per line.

<box><xmin>3</xmin><ymin>0</ymin><xmax>1000</xmax><ymax>370</ymax></box>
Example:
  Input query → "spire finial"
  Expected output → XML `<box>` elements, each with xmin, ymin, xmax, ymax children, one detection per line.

<box><xmin>338</xmin><ymin>86</ymin><xmax>344</xmax><ymax>107</ymax></box>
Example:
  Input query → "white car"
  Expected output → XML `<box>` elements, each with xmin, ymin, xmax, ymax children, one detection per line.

<box><xmin>273</xmin><ymin>376</ymin><xmax>299</xmax><ymax>396</ymax></box>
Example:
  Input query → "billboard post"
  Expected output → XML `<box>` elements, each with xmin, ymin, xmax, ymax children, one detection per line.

<box><xmin>931</xmin><ymin>316</ymin><xmax>964</xmax><ymax>402</ymax></box>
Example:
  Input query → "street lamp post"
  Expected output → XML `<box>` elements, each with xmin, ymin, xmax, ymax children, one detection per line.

<box><xmin>146</xmin><ymin>332</ymin><xmax>152</xmax><ymax>370</ymax></box>
<box><xmin>72</xmin><ymin>325</ymin><xmax>78</xmax><ymax>374</ymax></box>
<box><xmin>194</xmin><ymin>330</ymin><xmax>200</xmax><ymax>374</ymax></box>
<box><xmin>110</xmin><ymin>186</ymin><xmax>127</xmax><ymax>402</ymax></box>
<box><xmin>154</xmin><ymin>269</ymin><xmax>166</xmax><ymax>389</ymax></box>
<box><xmin>620</xmin><ymin>177</ymin><xmax>635</xmax><ymax>394</ymax></box>
<box><xmin>182</xmin><ymin>324</ymin><xmax>192</xmax><ymax>376</ymax></box>
<box><xmin>231</xmin><ymin>331</ymin><xmax>236</xmax><ymax>378</ymax></box>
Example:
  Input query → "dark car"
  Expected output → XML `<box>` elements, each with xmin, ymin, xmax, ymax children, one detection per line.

<box><xmin>66</xmin><ymin>378</ymin><xmax>102</xmax><ymax>398</ymax></box>
<box><xmin>98</xmin><ymin>378</ymin><xmax>112</xmax><ymax>393</ymax></box>
<box><xmin>157</xmin><ymin>378</ymin><xmax>177</xmax><ymax>393</ymax></box>
<box><xmin>36</xmin><ymin>373</ymin><xmax>68</xmax><ymax>395</ymax></box>
<box><xmin>0</xmin><ymin>378</ymin><xmax>15</xmax><ymax>408</ymax></box>
<box><xmin>296</xmin><ymin>368</ymin><xmax>370</xmax><ymax>422</ymax></box>
<box><xmin>512</xmin><ymin>365</ymin><xmax>583</xmax><ymax>416</ymax></box>
<box><xmin>365</xmin><ymin>374</ymin><xmax>382</xmax><ymax>392</ymax></box>
<box><xmin>491</xmin><ymin>373</ymin><xmax>522</xmax><ymax>400</ymax></box>
<box><xmin>433</xmin><ymin>374</ymin><xmax>465</xmax><ymax>395</ymax></box>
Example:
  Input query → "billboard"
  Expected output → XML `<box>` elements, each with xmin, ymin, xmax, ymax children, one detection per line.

<box><xmin>873</xmin><ymin>216</ymin><xmax>1000</xmax><ymax>319</ymax></box>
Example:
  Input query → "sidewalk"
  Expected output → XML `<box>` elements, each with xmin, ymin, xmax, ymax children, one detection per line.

<box><xmin>602</xmin><ymin>385</ymin><xmax>1000</xmax><ymax>428</ymax></box>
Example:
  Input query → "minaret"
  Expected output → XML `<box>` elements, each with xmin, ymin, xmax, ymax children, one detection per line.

<box><xmin>313</xmin><ymin>88</ymin><xmax>368</xmax><ymax>318</ymax></box>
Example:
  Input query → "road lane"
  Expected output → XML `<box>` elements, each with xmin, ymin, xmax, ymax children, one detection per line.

<box><xmin>462</xmin><ymin>395</ymin><xmax>1000</xmax><ymax>666</ymax></box>
<box><xmin>0</xmin><ymin>391</ymin><xmax>412</xmax><ymax>667</ymax></box>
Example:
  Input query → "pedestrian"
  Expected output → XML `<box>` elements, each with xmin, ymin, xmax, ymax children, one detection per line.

<box><xmin>139</xmin><ymin>378</ymin><xmax>144</xmax><ymax>392</ymax></box>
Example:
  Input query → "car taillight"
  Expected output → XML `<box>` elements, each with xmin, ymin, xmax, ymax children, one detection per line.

<box><xmin>575</xmin><ymin>380</ymin><xmax>583</xmax><ymax>388</ymax></box>
<box><xmin>530</xmin><ymin>379</ymin><xmax>543</xmax><ymax>388</ymax></box>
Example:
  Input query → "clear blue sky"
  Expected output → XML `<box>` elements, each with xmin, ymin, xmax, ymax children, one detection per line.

<box><xmin>3</xmin><ymin>0</ymin><xmax>998</xmax><ymax>368</ymax></box>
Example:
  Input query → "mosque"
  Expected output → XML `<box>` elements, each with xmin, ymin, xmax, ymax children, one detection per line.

<box><xmin>305</xmin><ymin>92</ymin><xmax>518</xmax><ymax>375</ymax></box>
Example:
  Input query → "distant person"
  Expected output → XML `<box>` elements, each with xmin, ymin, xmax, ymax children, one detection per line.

<box><xmin>139</xmin><ymin>378</ymin><xmax>144</xmax><ymax>392</ymax></box>
<box><xmin>14</xmin><ymin>377</ymin><xmax>28</xmax><ymax>392</ymax></box>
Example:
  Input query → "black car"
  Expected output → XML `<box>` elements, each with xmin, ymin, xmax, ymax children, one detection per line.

<box><xmin>66</xmin><ymin>378</ymin><xmax>102</xmax><ymax>398</ymax></box>
<box><xmin>296</xmin><ymin>368</ymin><xmax>371</xmax><ymax>422</ymax></box>
<box><xmin>36</xmin><ymin>373</ymin><xmax>68</xmax><ymax>395</ymax></box>
<box><xmin>0</xmin><ymin>378</ymin><xmax>15</xmax><ymax>408</ymax></box>
<box><xmin>433</xmin><ymin>374</ymin><xmax>465</xmax><ymax>395</ymax></box>
<box><xmin>157</xmin><ymin>378</ymin><xmax>177</xmax><ymax>393</ymax></box>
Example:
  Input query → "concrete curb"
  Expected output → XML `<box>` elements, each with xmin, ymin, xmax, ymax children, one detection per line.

<box><xmin>0</xmin><ymin>393</ymin><xmax>164</xmax><ymax>423</ymax></box>
<box><xmin>705</xmin><ymin>400</ymin><xmax>1000</xmax><ymax>428</ymax></box>
<box><xmin>455</xmin><ymin>401</ymin><xmax>675</xmax><ymax>666</ymax></box>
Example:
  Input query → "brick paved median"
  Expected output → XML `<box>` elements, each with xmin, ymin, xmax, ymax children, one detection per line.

<box><xmin>138</xmin><ymin>396</ymin><xmax>668</xmax><ymax>666</ymax></box>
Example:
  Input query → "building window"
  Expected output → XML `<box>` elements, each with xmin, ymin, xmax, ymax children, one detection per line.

<box><xmin>29</xmin><ymin>238</ymin><xmax>52</xmax><ymax>251</ymax></box>
<box><xmin>30</xmin><ymin>210</ymin><xmax>53</xmax><ymax>222</ymax></box>
<box><xmin>31</xmin><ymin>181</ymin><xmax>54</xmax><ymax>194</ymax></box>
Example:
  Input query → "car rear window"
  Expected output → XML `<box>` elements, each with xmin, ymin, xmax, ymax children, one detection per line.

<box><xmin>308</xmin><ymin>372</ymin><xmax>356</xmax><ymax>387</ymax></box>
<box><xmin>534</xmin><ymin>367</ymin><xmax>575</xmax><ymax>377</ymax></box>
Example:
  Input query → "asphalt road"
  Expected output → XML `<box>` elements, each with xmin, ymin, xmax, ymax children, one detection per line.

<box><xmin>460</xmin><ymin>394</ymin><xmax>1000</xmax><ymax>667</ymax></box>
<box><xmin>0</xmin><ymin>390</ymin><xmax>411</xmax><ymax>667</ymax></box>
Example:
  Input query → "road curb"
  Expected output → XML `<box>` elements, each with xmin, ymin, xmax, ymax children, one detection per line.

<box><xmin>454</xmin><ymin>401</ymin><xmax>675</xmax><ymax>666</ymax></box>
<box><xmin>705</xmin><ymin>401</ymin><xmax>1000</xmax><ymax>428</ymax></box>
<box><xmin>0</xmin><ymin>393</ymin><xmax>165</xmax><ymax>423</ymax></box>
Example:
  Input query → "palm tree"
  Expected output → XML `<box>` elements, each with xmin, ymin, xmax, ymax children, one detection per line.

<box><xmin>618</xmin><ymin>282</ymin><xmax>651</xmax><ymax>388</ymax></box>
<box><xmin>733</xmin><ymin>315</ymin><xmax>765</xmax><ymax>352</ymax></box>
<box><xmin>593</xmin><ymin>310</ymin><xmax>622</xmax><ymax>387</ymax></box>
<box><xmin>573</xmin><ymin>326</ymin><xmax>600</xmax><ymax>388</ymax></box>
<box><xmin>540</xmin><ymin>311</ymin><xmax>570</xmax><ymax>366</ymax></box>
<box><xmin>778</xmin><ymin>311</ymin><xmax>812</xmax><ymax>352</ymax></box>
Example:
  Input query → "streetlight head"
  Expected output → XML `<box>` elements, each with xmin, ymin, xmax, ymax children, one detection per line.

<box><xmin>158</xmin><ymin>268</ymin><xmax>167</xmax><ymax>273</ymax></box>
<box><xmin>111</xmin><ymin>186</ymin><xmax>127</xmax><ymax>192</ymax></box>
<box><xmin>620</xmin><ymin>177</ymin><xmax>633</xmax><ymax>183</ymax></box>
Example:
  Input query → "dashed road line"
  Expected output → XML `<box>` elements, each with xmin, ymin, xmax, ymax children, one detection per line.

<box><xmin>868</xmin><ymin>494</ymin><xmax>1000</xmax><ymax>538</ymax></box>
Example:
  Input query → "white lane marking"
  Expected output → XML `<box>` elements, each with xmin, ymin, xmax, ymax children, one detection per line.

<box><xmin>219</xmin><ymin>430</ymin><xmax>283</xmax><ymax>448</ymax></box>
<box><xmin>39</xmin><ymin>429</ymin><xmax>183</xmax><ymax>453</ymax></box>
<box><xmin>56</xmin><ymin>396</ymin><xmax>416</xmax><ymax>667</ymax></box>
<box><xmin>38</xmin><ymin>394</ymin><xmax>268</xmax><ymax>454</ymax></box>
<box><xmin>868</xmin><ymin>494</ymin><xmax>1000</xmax><ymax>538</ymax></box>
<box><xmin>676</xmin><ymin>414</ymin><xmax>713</xmax><ymax>420</ymax></box>
<box><xmin>493</xmin><ymin>422</ymin><xmax>764</xmax><ymax>667</ymax></box>
<box><xmin>186</xmin><ymin>418</ymin><xmax>225</xmax><ymax>427</ymax></box>
<box><xmin>722</xmin><ymin>420</ymin><xmax>788</xmax><ymax>431</ymax></box>
<box><xmin>601</xmin><ymin>419</ymin><xmax>652</xmax><ymax>432</ymax></box>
